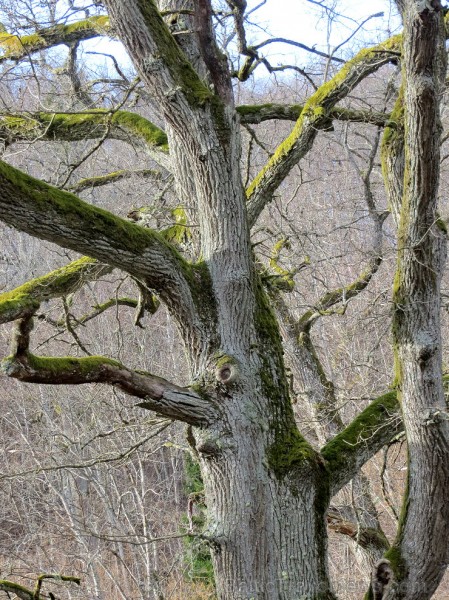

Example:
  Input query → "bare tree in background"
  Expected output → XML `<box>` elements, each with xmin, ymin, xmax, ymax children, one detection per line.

<box><xmin>0</xmin><ymin>1</ymin><xmax>448</xmax><ymax>599</ymax></box>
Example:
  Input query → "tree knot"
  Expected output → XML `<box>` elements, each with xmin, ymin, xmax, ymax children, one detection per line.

<box><xmin>213</xmin><ymin>353</ymin><xmax>240</xmax><ymax>385</ymax></box>
<box><xmin>371</xmin><ymin>558</ymin><xmax>394</xmax><ymax>599</ymax></box>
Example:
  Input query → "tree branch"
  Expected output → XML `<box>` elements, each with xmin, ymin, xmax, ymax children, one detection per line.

<box><xmin>327</xmin><ymin>508</ymin><xmax>390</xmax><ymax>553</ymax></box>
<box><xmin>0</xmin><ymin>160</ymin><xmax>204</xmax><ymax>345</ymax></box>
<box><xmin>0</xmin><ymin>111</ymin><xmax>171</xmax><ymax>169</ymax></box>
<box><xmin>237</xmin><ymin>103</ymin><xmax>389</xmax><ymax>127</ymax></box>
<box><xmin>0</xmin><ymin>15</ymin><xmax>111</xmax><ymax>63</ymax></box>
<box><xmin>0</xmin><ymin>580</ymin><xmax>34</xmax><ymax>600</ymax></box>
<box><xmin>0</xmin><ymin>257</ymin><xmax>112</xmax><ymax>324</ymax></box>
<box><xmin>70</xmin><ymin>168</ymin><xmax>161</xmax><ymax>193</ymax></box>
<box><xmin>2</xmin><ymin>316</ymin><xmax>217</xmax><ymax>426</ymax></box>
<box><xmin>321</xmin><ymin>392</ymin><xmax>402</xmax><ymax>496</ymax></box>
<box><xmin>246</xmin><ymin>35</ymin><xmax>401</xmax><ymax>227</ymax></box>
<box><xmin>0</xmin><ymin>574</ymin><xmax>80</xmax><ymax>600</ymax></box>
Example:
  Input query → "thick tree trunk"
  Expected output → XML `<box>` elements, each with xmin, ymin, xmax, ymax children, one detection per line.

<box><xmin>170</xmin><ymin>113</ymin><xmax>335</xmax><ymax>596</ymax></box>
<box><xmin>0</xmin><ymin>2</ymin><xmax>434</xmax><ymax>598</ymax></box>
<box><xmin>193</xmin><ymin>415</ymin><xmax>333</xmax><ymax>599</ymax></box>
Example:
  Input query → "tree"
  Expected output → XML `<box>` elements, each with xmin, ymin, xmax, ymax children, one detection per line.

<box><xmin>0</xmin><ymin>1</ymin><xmax>448</xmax><ymax>599</ymax></box>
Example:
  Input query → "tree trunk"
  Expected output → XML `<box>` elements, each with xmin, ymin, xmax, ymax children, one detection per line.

<box><xmin>388</xmin><ymin>1</ymin><xmax>449</xmax><ymax>598</ymax></box>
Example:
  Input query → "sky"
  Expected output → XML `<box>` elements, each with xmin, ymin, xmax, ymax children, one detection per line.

<box><xmin>236</xmin><ymin>0</ymin><xmax>401</xmax><ymax>64</ymax></box>
<box><xmin>85</xmin><ymin>1</ymin><xmax>402</xmax><ymax>77</ymax></box>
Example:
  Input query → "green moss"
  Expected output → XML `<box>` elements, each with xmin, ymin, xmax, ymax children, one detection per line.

<box><xmin>20</xmin><ymin>32</ymin><xmax>46</xmax><ymax>49</ymax></box>
<box><xmin>253</xmin><ymin>277</ymin><xmax>320</xmax><ymax>479</ymax></box>
<box><xmin>0</xmin><ymin>32</ymin><xmax>26</xmax><ymax>55</ymax></box>
<box><xmin>183</xmin><ymin>454</ymin><xmax>214</xmax><ymax>586</ymax></box>
<box><xmin>363</xmin><ymin>481</ymin><xmax>408</xmax><ymax>599</ymax></box>
<box><xmin>26</xmin><ymin>354</ymin><xmax>120</xmax><ymax>375</ymax></box>
<box><xmin>321</xmin><ymin>391</ymin><xmax>398</xmax><ymax>473</ymax></box>
<box><xmin>110</xmin><ymin>111</ymin><xmax>168</xmax><ymax>149</ymax></box>
<box><xmin>246</xmin><ymin>35</ymin><xmax>401</xmax><ymax>200</ymax></box>
<box><xmin>36</xmin><ymin>110</ymin><xmax>169</xmax><ymax>149</ymax></box>
<box><xmin>0</xmin><ymin>580</ymin><xmax>35</xmax><ymax>596</ymax></box>
<box><xmin>162</xmin><ymin>206</ymin><xmax>192</xmax><ymax>246</ymax></box>
<box><xmin>0</xmin><ymin>257</ymin><xmax>98</xmax><ymax>321</ymax></box>
<box><xmin>136</xmin><ymin>0</ymin><xmax>212</xmax><ymax>107</ymax></box>
<box><xmin>0</xmin><ymin>159</ymin><xmax>182</xmax><ymax>260</ymax></box>
<box><xmin>64</xmin><ymin>15</ymin><xmax>110</xmax><ymax>34</ymax></box>
<box><xmin>381</xmin><ymin>86</ymin><xmax>404</xmax><ymax>183</ymax></box>
<box><xmin>0</xmin><ymin>292</ymin><xmax>39</xmax><ymax>320</ymax></box>
<box><xmin>0</xmin><ymin>16</ymin><xmax>110</xmax><ymax>59</ymax></box>
<box><xmin>267</xmin><ymin>420</ymin><xmax>320</xmax><ymax>475</ymax></box>
<box><xmin>436</xmin><ymin>216</ymin><xmax>448</xmax><ymax>234</ymax></box>
<box><xmin>0</xmin><ymin>111</ymin><xmax>167</xmax><ymax>150</ymax></box>
<box><xmin>237</xmin><ymin>103</ymin><xmax>276</xmax><ymax>116</ymax></box>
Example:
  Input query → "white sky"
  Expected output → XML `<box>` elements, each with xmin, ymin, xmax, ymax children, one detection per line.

<box><xmin>242</xmin><ymin>0</ymin><xmax>401</xmax><ymax>64</ymax></box>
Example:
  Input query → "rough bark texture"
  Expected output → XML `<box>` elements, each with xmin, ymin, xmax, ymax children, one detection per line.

<box><xmin>0</xmin><ymin>1</ymin><xmax>446</xmax><ymax>599</ymax></box>
<box><xmin>388</xmin><ymin>1</ymin><xmax>449</xmax><ymax>598</ymax></box>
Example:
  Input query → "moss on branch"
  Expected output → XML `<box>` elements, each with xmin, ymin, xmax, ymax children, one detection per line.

<box><xmin>0</xmin><ymin>158</ymin><xmax>179</xmax><ymax>260</ymax></box>
<box><xmin>246</xmin><ymin>35</ymin><xmax>401</xmax><ymax>226</ymax></box>
<box><xmin>0</xmin><ymin>257</ymin><xmax>111</xmax><ymax>324</ymax></box>
<box><xmin>322</xmin><ymin>391</ymin><xmax>401</xmax><ymax>493</ymax></box>
<box><xmin>0</xmin><ymin>574</ymin><xmax>80</xmax><ymax>600</ymax></box>
<box><xmin>0</xmin><ymin>110</ymin><xmax>169</xmax><ymax>153</ymax></box>
<box><xmin>129</xmin><ymin>0</ymin><xmax>212</xmax><ymax>107</ymax></box>
<box><xmin>0</xmin><ymin>16</ymin><xmax>110</xmax><ymax>62</ymax></box>
<box><xmin>237</xmin><ymin>103</ymin><xmax>389</xmax><ymax>127</ymax></box>
<box><xmin>70</xmin><ymin>168</ymin><xmax>161</xmax><ymax>193</ymax></box>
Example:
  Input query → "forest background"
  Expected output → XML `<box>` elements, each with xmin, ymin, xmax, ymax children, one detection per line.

<box><xmin>0</xmin><ymin>1</ymin><xmax>448</xmax><ymax>599</ymax></box>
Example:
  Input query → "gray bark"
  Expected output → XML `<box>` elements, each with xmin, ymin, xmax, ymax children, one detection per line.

<box><xmin>0</xmin><ymin>1</ymin><xmax>444</xmax><ymax>598</ymax></box>
<box><xmin>389</xmin><ymin>1</ymin><xmax>449</xmax><ymax>598</ymax></box>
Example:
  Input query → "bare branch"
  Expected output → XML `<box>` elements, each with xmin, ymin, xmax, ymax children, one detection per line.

<box><xmin>327</xmin><ymin>508</ymin><xmax>390</xmax><ymax>553</ymax></box>
<box><xmin>252</xmin><ymin>36</ymin><xmax>345</xmax><ymax>63</ymax></box>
